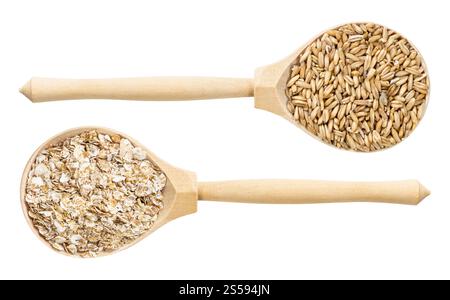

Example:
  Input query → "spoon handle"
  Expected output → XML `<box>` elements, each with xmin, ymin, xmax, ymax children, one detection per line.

<box><xmin>20</xmin><ymin>77</ymin><xmax>254</xmax><ymax>102</ymax></box>
<box><xmin>197</xmin><ymin>180</ymin><xmax>430</xmax><ymax>205</ymax></box>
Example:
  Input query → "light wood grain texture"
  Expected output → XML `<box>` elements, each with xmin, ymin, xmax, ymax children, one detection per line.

<box><xmin>18</xmin><ymin>27</ymin><xmax>317</xmax><ymax>122</ymax></box>
<box><xmin>197</xmin><ymin>179</ymin><xmax>429</xmax><ymax>205</ymax></box>
<box><xmin>16</xmin><ymin>25</ymin><xmax>309</xmax><ymax>118</ymax></box>
<box><xmin>21</xmin><ymin>127</ymin><xmax>430</xmax><ymax>256</ymax></box>
<box><xmin>21</xmin><ymin>77</ymin><xmax>254</xmax><ymax>101</ymax></box>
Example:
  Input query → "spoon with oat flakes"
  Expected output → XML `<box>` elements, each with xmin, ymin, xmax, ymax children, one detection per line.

<box><xmin>21</xmin><ymin>127</ymin><xmax>429</xmax><ymax>257</ymax></box>
<box><xmin>21</xmin><ymin>22</ymin><xmax>429</xmax><ymax>152</ymax></box>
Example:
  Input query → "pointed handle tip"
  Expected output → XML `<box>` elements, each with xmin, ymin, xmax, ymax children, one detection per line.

<box><xmin>20</xmin><ymin>79</ymin><xmax>33</xmax><ymax>101</ymax></box>
<box><xmin>418</xmin><ymin>182</ymin><xmax>431</xmax><ymax>203</ymax></box>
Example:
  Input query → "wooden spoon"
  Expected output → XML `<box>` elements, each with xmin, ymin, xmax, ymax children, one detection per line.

<box><xmin>20</xmin><ymin>23</ymin><xmax>429</xmax><ymax>152</ymax></box>
<box><xmin>21</xmin><ymin>127</ymin><xmax>430</xmax><ymax>257</ymax></box>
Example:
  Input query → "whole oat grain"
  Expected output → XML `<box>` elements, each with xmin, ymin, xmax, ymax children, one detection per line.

<box><xmin>24</xmin><ymin>130</ymin><xmax>167</xmax><ymax>257</ymax></box>
<box><xmin>286</xmin><ymin>23</ymin><xmax>429</xmax><ymax>151</ymax></box>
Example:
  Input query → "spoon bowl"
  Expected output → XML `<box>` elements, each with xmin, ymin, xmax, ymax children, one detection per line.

<box><xmin>21</xmin><ymin>127</ymin><xmax>198</xmax><ymax>257</ymax></box>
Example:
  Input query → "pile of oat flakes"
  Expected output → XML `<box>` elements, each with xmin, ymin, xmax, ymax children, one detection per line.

<box><xmin>24</xmin><ymin>130</ymin><xmax>167</xmax><ymax>257</ymax></box>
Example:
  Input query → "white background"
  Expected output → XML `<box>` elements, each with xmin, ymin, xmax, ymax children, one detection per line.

<box><xmin>0</xmin><ymin>0</ymin><xmax>448</xmax><ymax>279</ymax></box>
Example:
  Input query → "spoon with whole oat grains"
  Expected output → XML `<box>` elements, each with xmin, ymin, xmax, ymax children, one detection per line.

<box><xmin>22</xmin><ymin>22</ymin><xmax>429</xmax><ymax>152</ymax></box>
<box><xmin>21</xmin><ymin>127</ymin><xmax>430</xmax><ymax>257</ymax></box>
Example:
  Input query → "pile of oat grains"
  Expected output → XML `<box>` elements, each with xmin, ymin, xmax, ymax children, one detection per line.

<box><xmin>286</xmin><ymin>23</ymin><xmax>429</xmax><ymax>151</ymax></box>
